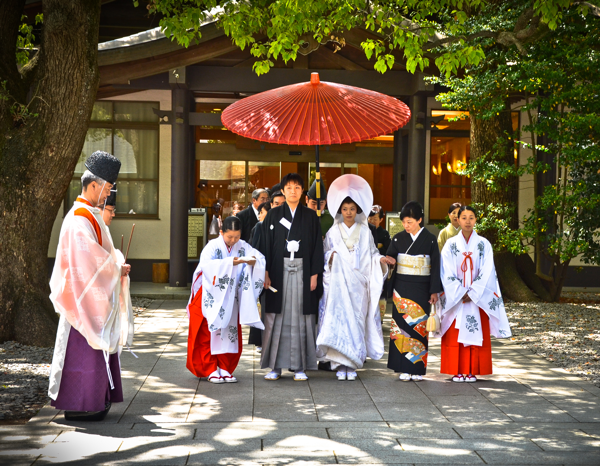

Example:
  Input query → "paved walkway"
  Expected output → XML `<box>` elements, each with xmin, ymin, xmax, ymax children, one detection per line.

<box><xmin>2</xmin><ymin>300</ymin><xmax>599</xmax><ymax>465</ymax></box>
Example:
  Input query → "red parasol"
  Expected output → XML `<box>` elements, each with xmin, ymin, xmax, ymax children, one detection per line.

<box><xmin>221</xmin><ymin>72</ymin><xmax>411</xmax><ymax>211</ymax></box>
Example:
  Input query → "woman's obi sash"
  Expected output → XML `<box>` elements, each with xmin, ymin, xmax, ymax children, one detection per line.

<box><xmin>396</xmin><ymin>253</ymin><xmax>431</xmax><ymax>276</ymax></box>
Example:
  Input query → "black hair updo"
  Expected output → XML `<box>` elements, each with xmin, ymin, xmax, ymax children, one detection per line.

<box><xmin>337</xmin><ymin>196</ymin><xmax>363</xmax><ymax>214</ymax></box>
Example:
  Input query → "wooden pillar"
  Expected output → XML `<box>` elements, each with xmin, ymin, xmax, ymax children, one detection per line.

<box><xmin>169</xmin><ymin>84</ymin><xmax>191</xmax><ymax>287</ymax></box>
<box><xmin>393</xmin><ymin>130</ymin><xmax>402</xmax><ymax>212</ymax></box>
<box><xmin>406</xmin><ymin>94</ymin><xmax>427</xmax><ymax>206</ymax></box>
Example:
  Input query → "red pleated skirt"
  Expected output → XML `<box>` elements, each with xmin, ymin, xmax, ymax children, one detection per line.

<box><xmin>186</xmin><ymin>284</ymin><xmax>242</xmax><ymax>377</ymax></box>
<box><xmin>440</xmin><ymin>308</ymin><xmax>493</xmax><ymax>376</ymax></box>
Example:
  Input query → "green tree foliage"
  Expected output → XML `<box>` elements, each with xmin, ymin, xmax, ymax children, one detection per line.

<box><xmin>16</xmin><ymin>13</ymin><xmax>42</xmax><ymax>66</ymax></box>
<box><xmin>430</xmin><ymin>5</ymin><xmax>600</xmax><ymax>300</ymax></box>
<box><xmin>147</xmin><ymin>1</ymin><xmax>591</xmax><ymax>76</ymax></box>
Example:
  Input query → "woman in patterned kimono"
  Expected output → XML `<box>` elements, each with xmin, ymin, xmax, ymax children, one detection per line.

<box><xmin>434</xmin><ymin>206</ymin><xmax>512</xmax><ymax>382</ymax></box>
<box><xmin>187</xmin><ymin>216</ymin><xmax>265</xmax><ymax>384</ymax></box>
<box><xmin>385</xmin><ymin>201</ymin><xmax>443</xmax><ymax>381</ymax></box>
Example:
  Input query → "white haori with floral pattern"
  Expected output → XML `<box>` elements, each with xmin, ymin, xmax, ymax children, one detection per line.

<box><xmin>433</xmin><ymin>230</ymin><xmax>511</xmax><ymax>346</ymax></box>
<box><xmin>189</xmin><ymin>236</ymin><xmax>266</xmax><ymax>354</ymax></box>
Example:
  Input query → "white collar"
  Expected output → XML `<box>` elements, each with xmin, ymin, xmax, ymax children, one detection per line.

<box><xmin>288</xmin><ymin>204</ymin><xmax>298</xmax><ymax>218</ymax></box>
<box><xmin>341</xmin><ymin>222</ymin><xmax>357</xmax><ymax>236</ymax></box>
<box><xmin>410</xmin><ymin>227</ymin><xmax>424</xmax><ymax>241</ymax></box>
<box><xmin>251</xmin><ymin>204</ymin><xmax>260</xmax><ymax>220</ymax></box>
<box><xmin>451</xmin><ymin>224</ymin><xmax>460</xmax><ymax>232</ymax></box>
<box><xmin>219</xmin><ymin>235</ymin><xmax>236</xmax><ymax>256</ymax></box>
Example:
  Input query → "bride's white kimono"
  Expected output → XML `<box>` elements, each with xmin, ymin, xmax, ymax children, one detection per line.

<box><xmin>316</xmin><ymin>175</ymin><xmax>387</xmax><ymax>370</ymax></box>
<box><xmin>433</xmin><ymin>230</ymin><xmax>511</xmax><ymax>345</ymax></box>
<box><xmin>188</xmin><ymin>236</ymin><xmax>265</xmax><ymax>354</ymax></box>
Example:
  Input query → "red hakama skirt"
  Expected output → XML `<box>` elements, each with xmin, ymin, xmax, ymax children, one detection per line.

<box><xmin>440</xmin><ymin>308</ymin><xmax>493</xmax><ymax>376</ymax></box>
<box><xmin>186</xmin><ymin>284</ymin><xmax>242</xmax><ymax>377</ymax></box>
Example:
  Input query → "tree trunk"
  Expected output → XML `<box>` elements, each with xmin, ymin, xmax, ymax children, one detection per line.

<box><xmin>470</xmin><ymin>106</ymin><xmax>540</xmax><ymax>301</ymax></box>
<box><xmin>514</xmin><ymin>253</ymin><xmax>554</xmax><ymax>302</ymax></box>
<box><xmin>494</xmin><ymin>251</ymin><xmax>541</xmax><ymax>302</ymax></box>
<box><xmin>470</xmin><ymin>106</ymin><xmax>519</xmax><ymax>239</ymax></box>
<box><xmin>0</xmin><ymin>0</ymin><xmax>101</xmax><ymax>346</ymax></box>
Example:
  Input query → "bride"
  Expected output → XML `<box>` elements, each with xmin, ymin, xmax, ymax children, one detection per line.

<box><xmin>316</xmin><ymin>175</ymin><xmax>395</xmax><ymax>381</ymax></box>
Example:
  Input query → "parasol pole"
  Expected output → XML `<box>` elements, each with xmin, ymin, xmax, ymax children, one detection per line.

<box><xmin>315</xmin><ymin>145</ymin><xmax>321</xmax><ymax>217</ymax></box>
<box><xmin>120</xmin><ymin>235</ymin><xmax>124</xmax><ymax>252</ymax></box>
<box><xmin>125</xmin><ymin>223</ymin><xmax>135</xmax><ymax>262</ymax></box>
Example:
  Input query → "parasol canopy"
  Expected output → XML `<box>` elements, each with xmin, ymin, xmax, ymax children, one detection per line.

<box><xmin>221</xmin><ymin>73</ymin><xmax>411</xmax><ymax>146</ymax></box>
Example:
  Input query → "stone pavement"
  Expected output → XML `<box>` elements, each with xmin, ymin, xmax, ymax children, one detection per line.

<box><xmin>1</xmin><ymin>299</ymin><xmax>599</xmax><ymax>466</ymax></box>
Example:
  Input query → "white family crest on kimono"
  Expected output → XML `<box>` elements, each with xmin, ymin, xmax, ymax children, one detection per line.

<box><xmin>316</xmin><ymin>174</ymin><xmax>387</xmax><ymax>369</ymax></box>
<box><xmin>48</xmin><ymin>199</ymin><xmax>133</xmax><ymax>400</ymax></box>
<box><xmin>189</xmin><ymin>236</ymin><xmax>266</xmax><ymax>354</ymax></box>
<box><xmin>434</xmin><ymin>231</ymin><xmax>512</xmax><ymax>345</ymax></box>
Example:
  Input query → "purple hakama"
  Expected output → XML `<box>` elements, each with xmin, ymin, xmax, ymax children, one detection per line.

<box><xmin>51</xmin><ymin>327</ymin><xmax>123</xmax><ymax>412</ymax></box>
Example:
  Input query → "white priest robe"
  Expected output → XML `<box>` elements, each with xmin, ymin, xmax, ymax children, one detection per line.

<box><xmin>433</xmin><ymin>231</ymin><xmax>512</xmax><ymax>345</ymax></box>
<box><xmin>48</xmin><ymin>197</ymin><xmax>133</xmax><ymax>400</ymax></box>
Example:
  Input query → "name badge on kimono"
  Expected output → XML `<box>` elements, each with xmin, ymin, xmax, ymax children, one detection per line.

<box><xmin>279</xmin><ymin>218</ymin><xmax>292</xmax><ymax>230</ymax></box>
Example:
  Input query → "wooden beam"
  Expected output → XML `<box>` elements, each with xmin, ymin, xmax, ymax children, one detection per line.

<box><xmin>110</xmin><ymin>66</ymin><xmax>417</xmax><ymax>96</ymax></box>
<box><xmin>316</xmin><ymin>47</ymin><xmax>366</xmax><ymax>71</ymax></box>
<box><xmin>235</xmin><ymin>136</ymin><xmax>355</xmax><ymax>152</ymax></box>
<box><xmin>197</xmin><ymin>142</ymin><xmax>393</xmax><ymax>165</ymax></box>
<box><xmin>293</xmin><ymin>53</ymin><xmax>309</xmax><ymax>69</ymax></box>
<box><xmin>98</xmin><ymin>22</ymin><xmax>224</xmax><ymax>67</ymax></box>
<box><xmin>96</xmin><ymin>87</ymin><xmax>145</xmax><ymax>100</ymax></box>
<box><xmin>99</xmin><ymin>35</ymin><xmax>239</xmax><ymax>86</ymax></box>
<box><xmin>197</xmin><ymin>128</ymin><xmax>236</xmax><ymax>141</ymax></box>
<box><xmin>233</xmin><ymin>56</ymin><xmax>258</xmax><ymax>68</ymax></box>
<box><xmin>341</xmin><ymin>27</ymin><xmax>386</xmax><ymax>50</ymax></box>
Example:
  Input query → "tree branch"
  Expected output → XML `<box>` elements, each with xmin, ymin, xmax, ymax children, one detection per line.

<box><xmin>573</xmin><ymin>1</ymin><xmax>600</xmax><ymax>17</ymax></box>
<box><xmin>513</xmin><ymin>7</ymin><xmax>535</xmax><ymax>34</ymax></box>
<box><xmin>0</xmin><ymin>1</ymin><xmax>27</xmax><ymax>102</ymax></box>
<box><xmin>423</xmin><ymin>31</ymin><xmax>497</xmax><ymax>50</ymax></box>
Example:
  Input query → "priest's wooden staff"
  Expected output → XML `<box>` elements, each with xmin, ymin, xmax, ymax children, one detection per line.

<box><xmin>125</xmin><ymin>224</ymin><xmax>135</xmax><ymax>262</ymax></box>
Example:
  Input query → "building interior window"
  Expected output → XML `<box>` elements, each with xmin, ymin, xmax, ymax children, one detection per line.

<box><xmin>193</xmin><ymin>100</ymin><xmax>395</xmax><ymax>224</ymax></box>
<box><xmin>195</xmin><ymin>160</ymin><xmax>394</xmax><ymax>221</ymax></box>
<box><xmin>428</xmin><ymin>110</ymin><xmax>519</xmax><ymax>222</ymax></box>
<box><xmin>429</xmin><ymin>110</ymin><xmax>472</xmax><ymax>222</ymax></box>
<box><xmin>343</xmin><ymin>163</ymin><xmax>394</xmax><ymax>214</ymax></box>
<box><xmin>66</xmin><ymin>101</ymin><xmax>160</xmax><ymax>217</ymax></box>
<box><xmin>429</xmin><ymin>133</ymin><xmax>471</xmax><ymax>222</ymax></box>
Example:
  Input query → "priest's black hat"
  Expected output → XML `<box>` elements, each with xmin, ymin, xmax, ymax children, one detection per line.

<box><xmin>105</xmin><ymin>183</ymin><xmax>117</xmax><ymax>207</ymax></box>
<box><xmin>307</xmin><ymin>179</ymin><xmax>327</xmax><ymax>200</ymax></box>
<box><xmin>85</xmin><ymin>151</ymin><xmax>121</xmax><ymax>184</ymax></box>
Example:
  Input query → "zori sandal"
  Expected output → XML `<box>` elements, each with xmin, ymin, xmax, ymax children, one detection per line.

<box><xmin>264</xmin><ymin>371</ymin><xmax>281</xmax><ymax>381</ymax></box>
<box><xmin>293</xmin><ymin>371</ymin><xmax>308</xmax><ymax>381</ymax></box>
<box><xmin>219</xmin><ymin>369</ymin><xmax>238</xmax><ymax>383</ymax></box>
<box><xmin>207</xmin><ymin>371</ymin><xmax>224</xmax><ymax>384</ymax></box>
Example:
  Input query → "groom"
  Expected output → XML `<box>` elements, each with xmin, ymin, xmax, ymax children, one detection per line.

<box><xmin>259</xmin><ymin>173</ymin><xmax>324</xmax><ymax>381</ymax></box>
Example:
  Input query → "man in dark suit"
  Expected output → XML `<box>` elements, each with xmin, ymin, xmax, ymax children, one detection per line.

<box><xmin>236</xmin><ymin>188</ymin><xmax>269</xmax><ymax>242</ymax></box>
